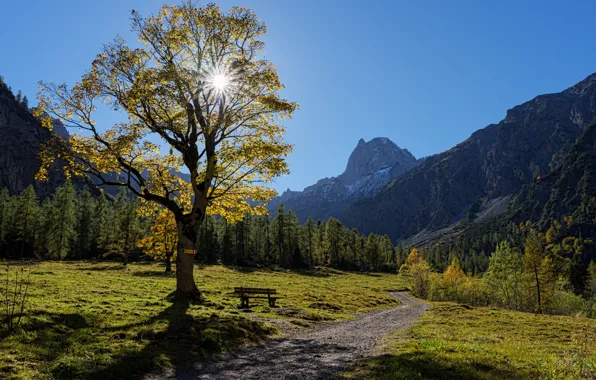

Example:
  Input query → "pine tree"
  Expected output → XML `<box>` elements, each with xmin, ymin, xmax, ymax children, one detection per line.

<box><xmin>324</xmin><ymin>218</ymin><xmax>342</xmax><ymax>267</ymax></box>
<box><xmin>235</xmin><ymin>219</ymin><xmax>247</xmax><ymax>265</ymax></box>
<box><xmin>379</xmin><ymin>234</ymin><xmax>394</xmax><ymax>270</ymax></box>
<box><xmin>34</xmin><ymin>198</ymin><xmax>53</xmax><ymax>259</ymax></box>
<box><xmin>286</xmin><ymin>211</ymin><xmax>301</xmax><ymax>267</ymax></box>
<box><xmin>303</xmin><ymin>217</ymin><xmax>315</xmax><ymax>268</ymax></box>
<box><xmin>16</xmin><ymin>90</ymin><xmax>22</xmax><ymax>104</ymax></box>
<box><xmin>220</xmin><ymin>219</ymin><xmax>234</xmax><ymax>265</ymax></box>
<box><xmin>199</xmin><ymin>215</ymin><xmax>218</xmax><ymax>264</ymax></box>
<box><xmin>21</xmin><ymin>95</ymin><xmax>29</xmax><ymax>109</ymax></box>
<box><xmin>365</xmin><ymin>233</ymin><xmax>379</xmax><ymax>271</ymax></box>
<box><xmin>91</xmin><ymin>192</ymin><xmax>111</xmax><ymax>258</ymax></box>
<box><xmin>272</xmin><ymin>204</ymin><xmax>287</xmax><ymax>266</ymax></box>
<box><xmin>14</xmin><ymin>186</ymin><xmax>39</xmax><ymax>259</ymax></box>
<box><xmin>47</xmin><ymin>181</ymin><xmax>78</xmax><ymax>259</ymax></box>
<box><xmin>0</xmin><ymin>188</ymin><xmax>15</xmax><ymax>257</ymax></box>
<box><xmin>524</xmin><ymin>231</ymin><xmax>549</xmax><ymax>313</ymax></box>
<box><xmin>114</xmin><ymin>189</ymin><xmax>140</xmax><ymax>265</ymax></box>
<box><xmin>76</xmin><ymin>187</ymin><xmax>95</xmax><ymax>260</ymax></box>
<box><xmin>263</xmin><ymin>217</ymin><xmax>272</xmax><ymax>263</ymax></box>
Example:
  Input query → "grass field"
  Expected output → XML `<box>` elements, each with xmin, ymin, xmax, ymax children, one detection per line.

<box><xmin>341</xmin><ymin>302</ymin><xmax>596</xmax><ymax>380</ymax></box>
<box><xmin>0</xmin><ymin>261</ymin><xmax>405</xmax><ymax>379</ymax></box>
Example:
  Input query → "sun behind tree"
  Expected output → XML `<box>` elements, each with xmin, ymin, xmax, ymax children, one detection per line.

<box><xmin>34</xmin><ymin>2</ymin><xmax>297</xmax><ymax>299</ymax></box>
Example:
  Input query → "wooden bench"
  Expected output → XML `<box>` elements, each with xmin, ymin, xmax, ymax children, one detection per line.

<box><xmin>233</xmin><ymin>287</ymin><xmax>279</xmax><ymax>308</ymax></box>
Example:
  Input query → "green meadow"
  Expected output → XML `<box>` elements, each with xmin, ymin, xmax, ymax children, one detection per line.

<box><xmin>0</xmin><ymin>261</ymin><xmax>404</xmax><ymax>379</ymax></box>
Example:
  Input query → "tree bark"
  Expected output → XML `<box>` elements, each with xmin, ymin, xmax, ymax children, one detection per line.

<box><xmin>165</xmin><ymin>253</ymin><xmax>172</xmax><ymax>273</ymax></box>
<box><xmin>175</xmin><ymin>219</ymin><xmax>201</xmax><ymax>300</ymax></box>
<box><xmin>534</xmin><ymin>268</ymin><xmax>542</xmax><ymax>314</ymax></box>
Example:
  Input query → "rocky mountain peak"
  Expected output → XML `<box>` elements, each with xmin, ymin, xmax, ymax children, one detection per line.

<box><xmin>339</xmin><ymin>137</ymin><xmax>416</xmax><ymax>183</ymax></box>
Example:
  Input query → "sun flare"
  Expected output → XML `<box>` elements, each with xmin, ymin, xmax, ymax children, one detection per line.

<box><xmin>203</xmin><ymin>63</ymin><xmax>238</xmax><ymax>99</ymax></box>
<box><xmin>212</xmin><ymin>74</ymin><xmax>230</xmax><ymax>91</ymax></box>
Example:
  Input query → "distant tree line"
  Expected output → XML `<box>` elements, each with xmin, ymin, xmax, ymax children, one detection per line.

<box><xmin>0</xmin><ymin>184</ymin><xmax>407</xmax><ymax>272</ymax></box>
<box><xmin>194</xmin><ymin>203</ymin><xmax>404</xmax><ymax>272</ymax></box>
<box><xmin>0</xmin><ymin>183</ymin><xmax>145</xmax><ymax>263</ymax></box>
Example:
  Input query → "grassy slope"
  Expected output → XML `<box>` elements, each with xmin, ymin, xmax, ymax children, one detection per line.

<box><xmin>342</xmin><ymin>302</ymin><xmax>596</xmax><ymax>380</ymax></box>
<box><xmin>0</xmin><ymin>261</ymin><xmax>405</xmax><ymax>379</ymax></box>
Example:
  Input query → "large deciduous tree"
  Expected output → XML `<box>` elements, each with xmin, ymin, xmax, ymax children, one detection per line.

<box><xmin>34</xmin><ymin>2</ymin><xmax>297</xmax><ymax>299</ymax></box>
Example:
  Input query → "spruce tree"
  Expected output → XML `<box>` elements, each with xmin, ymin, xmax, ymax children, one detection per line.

<box><xmin>34</xmin><ymin>198</ymin><xmax>53</xmax><ymax>259</ymax></box>
<box><xmin>0</xmin><ymin>188</ymin><xmax>15</xmax><ymax>257</ymax></box>
<box><xmin>76</xmin><ymin>187</ymin><xmax>95</xmax><ymax>260</ymax></box>
<box><xmin>220</xmin><ymin>219</ymin><xmax>234</xmax><ymax>265</ymax></box>
<box><xmin>286</xmin><ymin>211</ymin><xmax>300</xmax><ymax>267</ymax></box>
<box><xmin>47</xmin><ymin>181</ymin><xmax>77</xmax><ymax>259</ymax></box>
<box><xmin>113</xmin><ymin>189</ymin><xmax>140</xmax><ymax>265</ymax></box>
<box><xmin>91</xmin><ymin>192</ymin><xmax>111</xmax><ymax>257</ymax></box>
<box><xmin>14</xmin><ymin>185</ymin><xmax>39</xmax><ymax>259</ymax></box>
<box><xmin>272</xmin><ymin>204</ymin><xmax>286</xmax><ymax>266</ymax></box>
<box><xmin>366</xmin><ymin>233</ymin><xmax>379</xmax><ymax>271</ymax></box>
<box><xmin>324</xmin><ymin>218</ymin><xmax>341</xmax><ymax>267</ymax></box>
<box><xmin>303</xmin><ymin>217</ymin><xmax>315</xmax><ymax>268</ymax></box>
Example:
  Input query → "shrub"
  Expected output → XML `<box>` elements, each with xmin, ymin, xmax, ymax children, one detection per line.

<box><xmin>399</xmin><ymin>249</ymin><xmax>432</xmax><ymax>298</ymax></box>
<box><xmin>1</xmin><ymin>263</ymin><xmax>32</xmax><ymax>332</ymax></box>
<box><xmin>547</xmin><ymin>290</ymin><xmax>585</xmax><ymax>316</ymax></box>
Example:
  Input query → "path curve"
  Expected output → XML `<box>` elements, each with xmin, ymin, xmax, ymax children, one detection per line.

<box><xmin>151</xmin><ymin>292</ymin><xmax>429</xmax><ymax>380</ymax></box>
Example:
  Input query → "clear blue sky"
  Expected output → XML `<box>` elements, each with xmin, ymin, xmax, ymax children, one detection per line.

<box><xmin>2</xmin><ymin>1</ymin><xmax>596</xmax><ymax>193</ymax></box>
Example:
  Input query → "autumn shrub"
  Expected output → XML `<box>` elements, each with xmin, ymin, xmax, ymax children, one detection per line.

<box><xmin>428</xmin><ymin>258</ymin><xmax>489</xmax><ymax>306</ymax></box>
<box><xmin>399</xmin><ymin>249</ymin><xmax>431</xmax><ymax>298</ymax></box>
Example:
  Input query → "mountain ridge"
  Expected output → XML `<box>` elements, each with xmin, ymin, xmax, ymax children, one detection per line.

<box><xmin>267</xmin><ymin>137</ymin><xmax>418</xmax><ymax>221</ymax></box>
<box><xmin>343</xmin><ymin>72</ymin><xmax>596</xmax><ymax>242</ymax></box>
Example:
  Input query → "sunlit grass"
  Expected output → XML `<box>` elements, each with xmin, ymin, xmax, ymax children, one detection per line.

<box><xmin>341</xmin><ymin>302</ymin><xmax>596</xmax><ymax>380</ymax></box>
<box><xmin>0</xmin><ymin>261</ymin><xmax>405</xmax><ymax>379</ymax></box>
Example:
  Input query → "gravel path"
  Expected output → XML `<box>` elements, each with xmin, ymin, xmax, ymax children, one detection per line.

<box><xmin>151</xmin><ymin>292</ymin><xmax>429</xmax><ymax>380</ymax></box>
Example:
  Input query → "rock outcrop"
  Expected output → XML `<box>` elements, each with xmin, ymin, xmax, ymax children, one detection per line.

<box><xmin>0</xmin><ymin>83</ymin><xmax>69</xmax><ymax>196</ymax></box>
<box><xmin>267</xmin><ymin>137</ymin><xmax>418</xmax><ymax>221</ymax></box>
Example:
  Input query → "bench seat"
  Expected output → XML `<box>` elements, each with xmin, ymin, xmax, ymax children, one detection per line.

<box><xmin>233</xmin><ymin>287</ymin><xmax>280</xmax><ymax>307</ymax></box>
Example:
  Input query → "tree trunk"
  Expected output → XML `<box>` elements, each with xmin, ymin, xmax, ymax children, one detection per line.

<box><xmin>175</xmin><ymin>220</ymin><xmax>201</xmax><ymax>300</ymax></box>
<box><xmin>534</xmin><ymin>268</ymin><xmax>542</xmax><ymax>314</ymax></box>
<box><xmin>165</xmin><ymin>253</ymin><xmax>172</xmax><ymax>273</ymax></box>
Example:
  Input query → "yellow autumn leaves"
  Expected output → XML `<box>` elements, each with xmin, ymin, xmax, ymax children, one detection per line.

<box><xmin>34</xmin><ymin>1</ymin><xmax>298</xmax><ymax>225</ymax></box>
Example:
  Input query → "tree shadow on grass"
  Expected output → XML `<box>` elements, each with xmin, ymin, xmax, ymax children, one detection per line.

<box><xmin>131</xmin><ymin>270</ymin><xmax>174</xmax><ymax>277</ymax></box>
<box><xmin>0</xmin><ymin>311</ymin><xmax>93</xmax><ymax>377</ymax></box>
<box><xmin>1</xmin><ymin>311</ymin><xmax>89</xmax><ymax>340</ymax></box>
<box><xmin>349</xmin><ymin>352</ymin><xmax>530</xmax><ymax>380</ymax></box>
<box><xmin>77</xmin><ymin>265</ymin><xmax>126</xmax><ymax>271</ymax></box>
<box><xmin>360</xmin><ymin>272</ymin><xmax>383</xmax><ymax>277</ymax></box>
<box><xmin>294</xmin><ymin>269</ymin><xmax>331</xmax><ymax>277</ymax></box>
<box><xmin>80</xmin><ymin>299</ymin><xmax>275</xmax><ymax>380</ymax></box>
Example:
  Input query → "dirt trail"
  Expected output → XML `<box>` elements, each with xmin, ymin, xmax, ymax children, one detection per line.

<box><xmin>150</xmin><ymin>292</ymin><xmax>429</xmax><ymax>380</ymax></box>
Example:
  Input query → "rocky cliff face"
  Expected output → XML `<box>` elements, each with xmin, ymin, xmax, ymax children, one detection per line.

<box><xmin>344</xmin><ymin>73</ymin><xmax>596</xmax><ymax>242</ymax></box>
<box><xmin>267</xmin><ymin>137</ymin><xmax>418</xmax><ymax>221</ymax></box>
<box><xmin>515</xmin><ymin>122</ymin><xmax>596</xmax><ymax>226</ymax></box>
<box><xmin>0</xmin><ymin>83</ymin><xmax>69</xmax><ymax>196</ymax></box>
